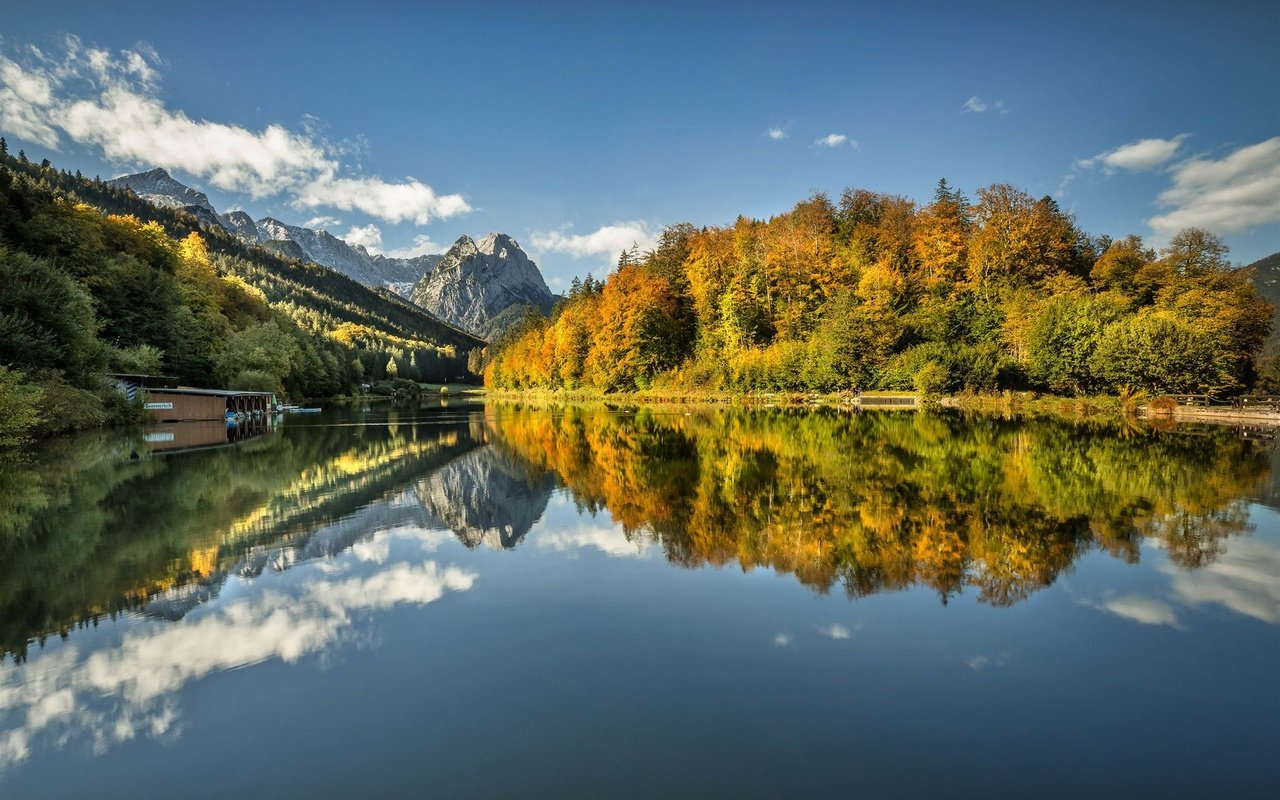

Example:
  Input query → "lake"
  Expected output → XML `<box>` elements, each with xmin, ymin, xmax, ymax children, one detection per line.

<box><xmin>1</xmin><ymin>402</ymin><xmax>1277</xmax><ymax>798</ymax></box>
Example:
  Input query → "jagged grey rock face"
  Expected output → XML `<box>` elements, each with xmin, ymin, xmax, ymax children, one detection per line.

<box><xmin>410</xmin><ymin>233</ymin><xmax>556</xmax><ymax>337</ymax></box>
<box><xmin>109</xmin><ymin>167</ymin><xmax>218</xmax><ymax>214</ymax></box>
<box><xmin>413</xmin><ymin>445</ymin><xmax>555</xmax><ymax>550</ymax></box>
<box><xmin>220</xmin><ymin>210</ymin><xmax>266</xmax><ymax>244</ymax></box>
<box><xmin>256</xmin><ymin>217</ymin><xmax>434</xmax><ymax>291</ymax></box>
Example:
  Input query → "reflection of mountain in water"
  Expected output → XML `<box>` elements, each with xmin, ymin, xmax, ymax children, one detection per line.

<box><xmin>142</xmin><ymin>444</ymin><xmax>554</xmax><ymax>623</ymax></box>
<box><xmin>416</xmin><ymin>446</ymin><xmax>555</xmax><ymax>550</ymax></box>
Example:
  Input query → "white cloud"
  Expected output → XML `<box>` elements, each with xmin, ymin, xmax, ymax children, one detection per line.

<box><xmin>1079</xmin><ymin>134</ymin><xmax>1189</xmax><ymax>172</ymax></box>
<box><xmin>303</xmin><ymin>215</ymin><xmax>342</xmax><ymax>230</ymax></box>
<box><xmin>530</xmin><ymin>221</ymin><xmax>659</xmax><ymax>260</ymax></box>
<box><xmin>292</xmin><ymin>175</ymin><xmax>470</xmax><ymax>225</ymax></box>
<box><xmin>773</xmin><ymin>633</ymin><xmax>792</xmax><ymax>647</ymax></box>
<box><xmin>766</xmin><ymin>126</ymin><xmax>788</xmax><ymax>141</ymax></box>
<box><xmin>343</xmin><ymin>223</ymin><xmax>382</xmax><ymax>250</ymax></box>
<box><xmin>0</xmin><ymin>58</ymin><xmax>59</xmax><ymax>146</ymax></box>
<box><xmin>1147</xmin><ymin>137</ymin><xmax>1280</xmax><ymax>235</ymax></box>
<box><xmin>963</xmin><ymin>96</ymin><xmax>1007</xmax><ymax>114</ymax></box>
<box><xmin>818</xmin><ymin>623</ymin><xmax>851</xmax><ymax>640</ymax></box>
<box><xmin>0</xmin><ymin>36</ymin><xmax>470</xmax><ymax>225</ymax></box>
<box><xmin>815</xmin><ymin>133</ymin><xmax>859</xmax><ymax>150</ymax></box>
<box><xmin>382</xmin><ymin>234</ymin><xmax>444</xmax><ymax>259</ymax></box>
<box><xmin>338</xmin><ymin>224</ymin><xmax>442</xmax><ymax>259</ymax></box>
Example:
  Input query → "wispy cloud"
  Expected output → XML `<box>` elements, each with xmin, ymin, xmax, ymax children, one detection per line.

<box><xmin>530</xmin><ymin>221</ymin><xmax>659</xmax><ymax>260</ymax></box>
<box><xmin>962</xmin><ymin>96</ymin><xmax>1008</xmax><ymax>114</ymax></box>
<box><xmin>766</xmin><ymin>125</ymin><xmax>788</xmax><ymax>141</ymax></box>
<box><xmin>964</xmin><ymin>653</ymin><xmax>1010</xmax><ymax>671</ymax></box>
<box><xmin>337</xmin><ymin>223</ymin><xmax>441</xmax><ymax>258</ymax></box>
<box><xmin>383</xmin><ymin>234</ymin><xmax>444</xmax><ymax>259</ymax></box>
<box><xmin>1147</xmin><ymin>136</ymin><xmax>1280</xmax><ymax>235</ymax></box>
<box><xmin>0</xmin><ymin>36</ymin><xmax>470</xmax><ymax>225</ymax></box>
<box><xmin>1058</xmin><ymin>133</ymin><xmax>1191</xmax><ymax>198</ymax></box>
<box><xmin>815</xmin><ymin>133</ymin><xmax>859</xmax><ymax>150</ymax></box>
<box><xmin>303</xmin><ymin>215</ymin><xmax>342</xmax><ymax>230</ymax></box>
<box><xmin>773</xmin><ymin>633</ymin><xmax>793</xmax><ymax>647</ymax></box>
<box><xmin>1079</xmin><ymin>134</ymin><xmax>1189</xmax><ymax>173</ymax></box>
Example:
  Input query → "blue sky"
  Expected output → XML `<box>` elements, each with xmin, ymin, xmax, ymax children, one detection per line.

<box><xmin>1</xmin><ymin>0</ymin><xmax>1277</xmax><ymax>287</ymax></box>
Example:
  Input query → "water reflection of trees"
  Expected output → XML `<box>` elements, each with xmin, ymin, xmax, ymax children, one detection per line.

<box><xmin>486</xmin><ymin>405</ymin><xmax>1269</xmax><ymax>606</ymax></box>
<box><xmin>0</xmin><ymin>404</ymin><xmax>1269</xmax><ymax>661</ymax></box>
<box><xmin>0</xmin><ymin>412</ymin><xmax>481</xmax><ymax>661</ymax></box>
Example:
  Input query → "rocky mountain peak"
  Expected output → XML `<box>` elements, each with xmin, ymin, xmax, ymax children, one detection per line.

<box><xmin>410</xmin><ymin>232</ymin><xmax>556</xmax><ymax>338</ymax></box>
<box><xmin>108</xmin><ymin>167</ymin><xmax>215</xmax><ymax>214</ymax></box>
<box><xmin>450</xmin><ymin>234</ymin><xmax>478</xmax><ymax>257</ymax></box>
<box><xmin>476</xmin><ymin>232</ymin><xmax>519</xmax><ymax>257</ymax></box>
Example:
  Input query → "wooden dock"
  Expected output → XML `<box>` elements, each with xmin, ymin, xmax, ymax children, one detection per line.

<box><xmin>855</xmin><ymin>393</ymin><xmax>918</xmax><ymax>409</ymax></box>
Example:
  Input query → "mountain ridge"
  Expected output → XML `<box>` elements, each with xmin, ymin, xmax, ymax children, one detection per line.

<box><xmin>109</xmin><ymin>167</ymin><xmax>558</xmax><ymax>339</ymax></box>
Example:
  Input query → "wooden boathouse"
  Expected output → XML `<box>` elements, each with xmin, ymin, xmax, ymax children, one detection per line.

<box><xmin>109</xmin><ymin>374</ymin><xmax>275</xmax><ymax>422</ymax></box>
<box><xmin>140</xmin><ymin>387</ymin><xmax>274</xmax><ymax>422</ymax></box>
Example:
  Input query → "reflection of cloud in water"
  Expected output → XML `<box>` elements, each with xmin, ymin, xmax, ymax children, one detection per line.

<box><xmin>352</xmin><ymin>539</ymin><xmax>390</xmax><ymax>563</ymax></box>
<box><xmin>965</xmin><ymin>653</ymin><xmax>1010</xmax><ymax>671</ymax></box>
<box><xmin>818</xmin><ymin>624</ymin><xmax>851</xmax><ymax>640</ymax></box>
<box><xmin>1161</xmin><ymin>535</ymin><xmax>1280</xmax><ymax>624</ymax></box>
<box><xmin>536</xmin><ymin>524</ymin><xmax>654</xmax><ymax>559</ymax></box>
<box><xmin>0</xmin><ymin>559</ymin><xmax>474</xmax><ymax>773</ymax></box>
<box><xmin>1089</xmin><ymin>595</ymin><xmax>1182</xmax><ymax>628</ymax></box>
<box><xmin>1081</xmin><ymin>530</ymin><xmax>1279</xmax><ymax>628</ymax></box>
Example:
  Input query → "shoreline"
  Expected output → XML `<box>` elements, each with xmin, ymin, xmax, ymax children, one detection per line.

<box><xmin>481</xmin><ymin>389</ymin><xmax>1280</xmax><ymax>427</ymax></box>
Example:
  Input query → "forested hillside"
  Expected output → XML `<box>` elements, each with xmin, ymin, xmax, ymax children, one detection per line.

<box><xmin>485</xmin><ymin>181</ymin><xmax>1274</xmax><ymax>397</ymax></box>
<box><xmin>0</xmin><ymin>143</ymin><xmax>482</xmax><ymax>443</ymax></box>
<box><xmin>1248</xmin><ymin>252</ymin><xmax>1280</xmax><ymax>390</ymax></box>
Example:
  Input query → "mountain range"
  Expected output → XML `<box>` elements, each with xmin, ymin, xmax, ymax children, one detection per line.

<box><xmin>109</xmin><ymin>168</ymin><xmax>556</xmax><ymax>339</ymax></box>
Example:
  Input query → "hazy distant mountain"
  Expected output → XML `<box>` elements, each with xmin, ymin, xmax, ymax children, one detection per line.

<box><xmin>411</xmin><ymin>233</ymin><xmax>556</xmax><ymax>337</ymax></box>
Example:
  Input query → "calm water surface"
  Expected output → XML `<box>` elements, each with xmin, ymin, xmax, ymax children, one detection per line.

<box><xmin>1</xmin><ymin>402</ymin><xmax>1277</xmax><ymax>798</ymax></box>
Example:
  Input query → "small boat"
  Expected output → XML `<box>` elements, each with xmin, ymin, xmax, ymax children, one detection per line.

<box><xmin>284</xmin><ymin>407</ymin><xmax>322</xmax><ymax>413</ymax></box>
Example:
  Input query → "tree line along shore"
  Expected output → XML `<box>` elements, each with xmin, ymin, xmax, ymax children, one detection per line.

<box><xmin>1</xmin><ymin>143</ymin><xmax>1276</xmax><ymax>446</ymax></box>
<box><xmin>481</xmin><ymin>181</ymin><xmax>1275</xmax><ymax>402</ymax></box>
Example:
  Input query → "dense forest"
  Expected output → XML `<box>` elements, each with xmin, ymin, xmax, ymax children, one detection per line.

<box><xmin>484</xmin><ymin>181</ymin><xmax>1275</xmax><ymax>396</ymax></box>
<box><xmin>0</xmin><ymin>143</ymin><xmax>483</xmax><ymax>443</ymax></box>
